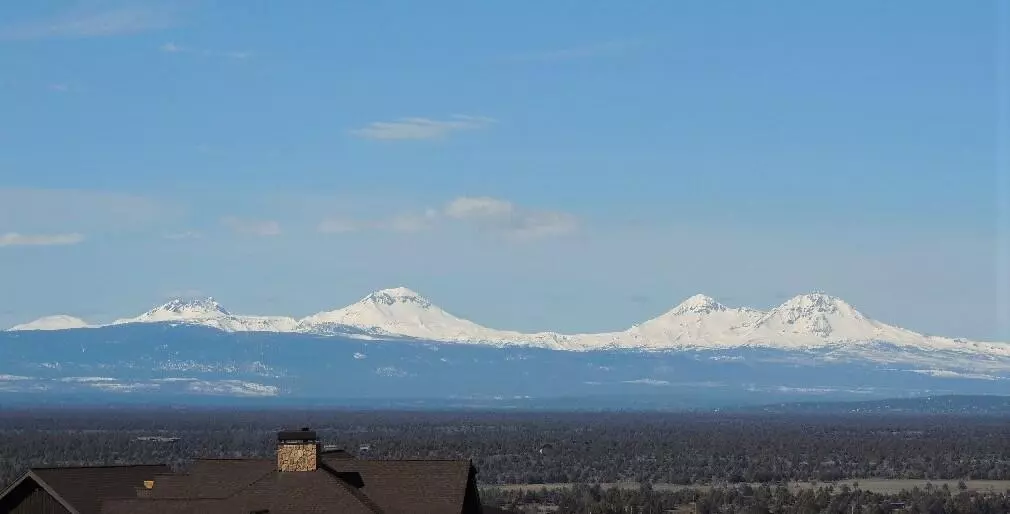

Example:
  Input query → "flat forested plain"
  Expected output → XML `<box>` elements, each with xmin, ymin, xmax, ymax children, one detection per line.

<box><xmin>2</xmin><ymin>408</ymin><xmax>1010</xmax><ymax>512</ymax></box>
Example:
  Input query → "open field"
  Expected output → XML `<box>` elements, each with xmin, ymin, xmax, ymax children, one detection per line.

<box><xmin>488</xmin><ymin>479</ymin><xmax>1010</xmax><ymax>495</ymax></box>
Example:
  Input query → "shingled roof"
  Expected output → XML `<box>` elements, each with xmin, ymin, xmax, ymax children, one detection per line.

<box><xmin>1</xmin><ymin>428</ymin><xmax>483</xmax><ymax>514</ymax></box>
<box><xmin>99</xmin><ymin>457</ymin><xmax>479</xmax><ymax>514</ymax></box>
<box><xmin>101</xmin><ymin>462</ymin><xmax>383</xmax><ymax>514</ymax></box>
<box><xmin>0</xmin><ymin>464</ymin><xmax>170</xmax><ymax>514</ymax></box>
<box><xmin>322</xmin><ymin>456</ymin><xmax>476</xmax><ymax>514</ymax></box>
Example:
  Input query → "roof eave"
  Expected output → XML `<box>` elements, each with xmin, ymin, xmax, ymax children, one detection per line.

<box><xmin>0</xmin><ymin>470</ymin><xmax>84</xmax><ymax>514</ymax></box>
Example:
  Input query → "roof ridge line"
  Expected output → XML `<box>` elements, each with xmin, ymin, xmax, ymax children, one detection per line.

<box><xmin>32</xmin><ymin>464</ymin><xmax>169</xmax><ymax>470</ymax></box>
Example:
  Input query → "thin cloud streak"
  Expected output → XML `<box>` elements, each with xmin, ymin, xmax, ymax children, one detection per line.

<box><xmin>221</xmin><ymin>217</ymin><xmax>281</xmax><ymax>236</ymax></box>
<box><xmin>444</xmin><ymin>197</ymin><xmax>513</xmax><ymax>219</ymax></box>
<box><xmin>443</xmin><ymin>196</ymin><xmax>579</xmax><ymax>239</ymax></box>
<box><xmin>318</xmin><ymin>197</ymin><xmax>577</xmax><ymax>240</ymax></box>
<box><xmin>348</xmin><ymin>115</ymin><xmax>495</xmax><ymax>141</ymax></box>
<box><xmin>160</xmin><ymin>42</ymin><xmax>252</xmax><ymax>60</ymax></box>
<box><xmin>163</xmin><ymin>231</ymin><xmax>202</xmax><ymax>240</ymax></box>
<box><xmin>0</xmin><ymin>4</ymin><xmax>177</xmax><ymax>41</ymax></box>
<box><xmin>0</xmin><ymin>232</ymin><xmax>85</xmax><ymax>247</ymax></box>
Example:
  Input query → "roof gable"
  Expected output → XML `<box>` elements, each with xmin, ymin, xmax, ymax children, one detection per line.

<box><xmin>21</xmin><ymin>465</ymin><xmax>170</xmax><ymax>514</ymax></box>
<box><xmin>0</xmin><ymin>471</ymin><xmax>78</xmax><ymax>514</ymax></box>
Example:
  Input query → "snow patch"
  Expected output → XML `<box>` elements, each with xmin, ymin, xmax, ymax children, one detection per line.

<box><xmin>9</xmin><ymin>315</ymin><xmax>91</xmax><ymax>331</ymax></box>
<box><xmin>375</xmin><ymin>366</ymin><xmax>408</xmax><ymax>378</ymax></box>
<box><xmin>88</xmin><ymin>382</ymin><xmax>161</xmax><ymax>393</ymax></box>
<box><xmin>112</xmin><ymin>297</ymin><xmax>298</xmax><ymax>332</ymax></box>
<box><xmin>0</xmin><ymin>374</ymin><xmax>33</xmax><ymax>381</ymax></box>
<box><xmin>623</xmin><ymin>378</ymin><xmax>671</xmax><ymax>386</ymax></box>
<box><xmin>186</xmin><ymin>380</ymin><xmax>278</xmax><ymax>397</ymax></box>
<box><xmin>909</xmin><ymin>369</ymin><xmax>1003</xmax><ymax>381</ymax></box>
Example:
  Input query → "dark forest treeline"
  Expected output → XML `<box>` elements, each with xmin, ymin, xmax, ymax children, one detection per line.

<box><xmin>2</xmin><ymin>410</ymin><xmax>1010</xmax><ymax>492</ymax></box>
<box><xmin>483</xmin><ymin>482</ymin><xmax>1010</xmax><ymax>513</ymax></box>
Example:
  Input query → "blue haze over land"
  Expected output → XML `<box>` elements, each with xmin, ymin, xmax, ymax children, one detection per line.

<box><xmin>2</xmin><ymin>322</ymin><xmax>1008</xmax><ymax>408</ymax></box>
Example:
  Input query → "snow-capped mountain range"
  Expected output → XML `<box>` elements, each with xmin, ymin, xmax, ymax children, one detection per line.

<box><xmin>8</xmin><ymin>287</ymin><xmax>1009</xmax><ymax>357</ymax></box>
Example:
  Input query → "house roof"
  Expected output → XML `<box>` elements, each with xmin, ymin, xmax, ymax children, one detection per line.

<box><xmin>100</xmin><ymin>457</ymin><xmax>476</xmax><ymax>514</ymax></box>
<box><xmin>322</xmin><ymin>456</ymin><xmax>475</xmax><ymax>514</ymax></box>
<box><xmin>23</xmin><ymin>464</ymin><xmax>171</xmax><ymax>514</ymax></box>
<box><xmin>102</xmin><ymin>466</ymin><xmax>382</xmax><ymax>514</ymax></box>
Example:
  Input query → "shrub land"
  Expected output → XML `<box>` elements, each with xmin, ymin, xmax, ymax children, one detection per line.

<box><xmin>1</xmin><ymin>409</ymin><xmax>1009</xmax><ymax>512</ymax></box>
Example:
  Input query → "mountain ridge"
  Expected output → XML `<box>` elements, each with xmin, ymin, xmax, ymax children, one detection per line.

<box><xmin>7</xmin><ymin>287</ymin><xmax>1008</xmax><ymax>357</ymax></box>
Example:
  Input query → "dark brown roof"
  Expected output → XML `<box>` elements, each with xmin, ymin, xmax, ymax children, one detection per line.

<box><xmin>322</xmin><ymin>456</ymin><xmax>475</xmax><ymax>514</ymax></box>
<box><xmin>141</xmin><ymin>459</ymin><xmax>277</xmax><ymax>499</ymax></box>
<box><xmin>101</xmin><ymin>457</ymin><xmax>476</xmax><ymax>514</ymax></box>
<box><xmin>102</xmin><ymin>468</ymin><xmax>382</xmax><ymax>514</ymax></box>
<box><xmin>30</xmin><ymin>464</ymin><xmax>171</xmax><ymax>514</ymax></box>
<box><xmin>101</xmin><ymin>498</ymin><xmax>227</xmax><ymax>514</ymax></box>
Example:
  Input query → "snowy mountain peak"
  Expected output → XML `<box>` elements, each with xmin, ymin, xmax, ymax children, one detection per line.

<box><xmin>741</xmin><ymin>292</ymin><xmax>874</xmax><ymax>342</ymax></box>
<box><xmin>362</xmin><ymin>287</ymin><xmax>432</xmax><ymax>309</ymax></box>
<box><xmin>9</xmin><ymin>315</ymin><xmax>91</xmax><ymax>331</ymax></box>
<box><xmin>110</xmin><ymin>296</ymin><xmax>298</xmax><ymax>332</ymax></box>
<box><xmin>773</xmin><ymin>292</ymin><xmax>865</xmax><ymax>321</ymax></box>
<box><xmin>297</xmin><ymin>286</ymin><xmax>501</xmax><ymax>343</ymax></box>
<box><xmin>134</xmin><ymin>297</ymin><xmax>231</xmax><ymax>322</ymax></box>
<box><xmin>670</xmin><ymin>294</ymin><xmax>726</xmax><ymax>315</ymax></box>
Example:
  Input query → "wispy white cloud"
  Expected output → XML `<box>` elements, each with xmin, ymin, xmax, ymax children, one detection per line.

<box><xmin>444</xmin><ymin>197</ymin><xmax>514</xmax><ymax>219</ymax></box>
<box><xmin>512</xmin><ymin>39</ymin><xmax>643</xmax><ymax>62</ymax></box>
<box><xmin>221</xmin><ymin>217</ymin><xmax>281</xmax><ymax>236</ymax></box>
<box><xmin>163</xmin><ymin>231</ymin><xmax>202</xmax><ymax>240</ymax></box>
<box><xmin>443</xmin><ymin>196</ymin><xmax>578</xmax><ymax>240</ymax></box>
<box><xmin>0</xmin><ymin>232</ymin><xmax>84</xmax><ymax>247</ymax></box>
<box><xmin>348</xmin><ymin>115</ymin><xmax>495</xmax><ymax>141</ymax></box>
<box><xmin>160</xmin><ymin>41</ymin><xmax>184</xmax><ymax>53</ymax></box>
<box><xmin>317</xmin><ymin>198</ymin><xmax>576</xmax><ymax>240</ymax></box>
<box><xmin>0</xmin><ymin>4</ymin><xmax>177</xmax><ymax>41</ymax></box>
<box><xmin>160</xmin><ymin>42</ymin><xmax>252</xmax><ymax>60</ymax></box>
<box><xmin>507</xmin><ymin>210</ymin><xmax>579</xmax><ymax>240</ymax></box>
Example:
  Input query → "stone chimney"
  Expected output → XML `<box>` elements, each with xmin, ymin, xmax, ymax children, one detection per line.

<box><xmin>276</xmin><ymin>427</ymin><xmax>320</xmax><ymax>472</ymax></box>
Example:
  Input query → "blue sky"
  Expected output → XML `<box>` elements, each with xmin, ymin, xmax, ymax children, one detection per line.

<box><xmin>0</xmin><ymin>0</ymin><xmax>1007</xmax><ymax>340</ymax></box>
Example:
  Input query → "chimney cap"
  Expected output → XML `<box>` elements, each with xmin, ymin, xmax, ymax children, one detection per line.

<box><xmin>278</xmin><ymin>428</ymin><xmax>317</xmax><ymax>442</ymax></box>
